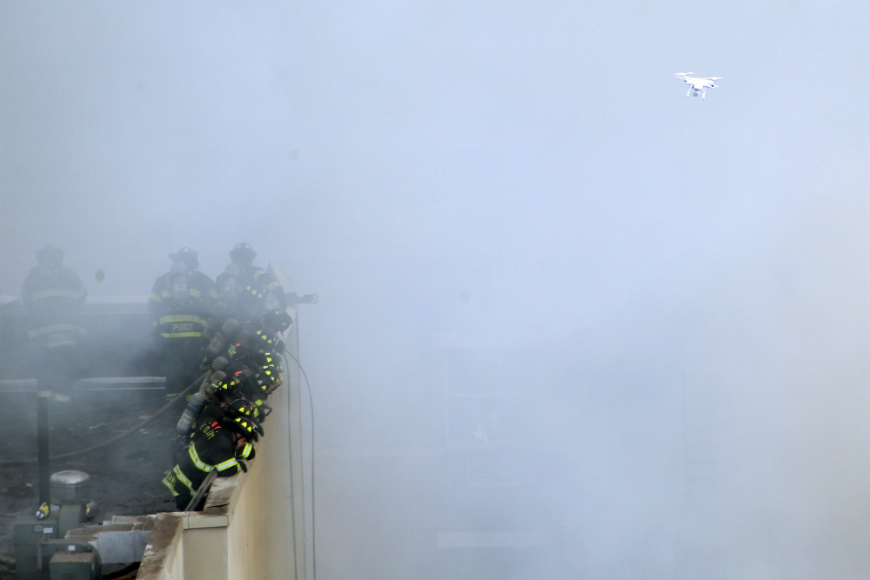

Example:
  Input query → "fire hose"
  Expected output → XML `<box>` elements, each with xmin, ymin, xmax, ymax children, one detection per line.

<box><xmin>0</xmin><ymin>373</ymin><xmax>207</xmax><ymax>467</ymax></box>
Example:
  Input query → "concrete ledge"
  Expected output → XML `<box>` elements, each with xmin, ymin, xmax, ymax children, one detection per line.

<box><xmin>138</xmin><ymin>514</ymin><xmax>184</xmax><ymax>580</ymax></box>
<box><xmin>203</xmin><ymin>471</ymin><xmax>245</xmax><ymax>511</ymax></box>
<box><xmin>136</xmin><ymin>424</ymin><xmax>295</xmax><ymax>580</ymax></box>
<box><xmin>138</xmin><ymin>469</ymin><xmax>248</xmax><ymax>578</ymax></box>
<box><xmin>183</xmin><ymin>514</ymin><xmax>229</xmax><ymax>530</ymax></box>
<box><xmin>0</xmin><ymin>298</ymin><xmax>150</xmax><ymax>316</ymax></box>
<box><xmin>0</xmin><ymin>376</ymin><xmax>166</xmax><ymax>393</ymax></box>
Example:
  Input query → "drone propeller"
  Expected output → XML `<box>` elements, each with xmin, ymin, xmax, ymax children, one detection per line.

<box><xmin>708</xmin><ymin>77</ymin><xmax>722</xmax><ymax>81</ymax></box>
<box><xmin>674</xmin><ymin>72</ymin><xmax>693</xmax><ymax>76</ymax></box>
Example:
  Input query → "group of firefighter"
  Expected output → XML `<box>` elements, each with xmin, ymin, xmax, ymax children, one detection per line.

<box><xmin>20</xmin><ymin>242</ymin><xmax>294</xmax><ymax>511</ymax></box>
<box><xmin>151</xmin><ymin>243</ymin><xmax>292</xmax><ymax>511</ymax></box>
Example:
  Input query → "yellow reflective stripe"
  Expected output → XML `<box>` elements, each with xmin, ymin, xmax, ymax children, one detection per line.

<box><xmin>173</xmin><ymin>465</ymin><xmax>196</xmax><ymax>492</ymax></box>
<box><xmin>188</xmin><ymin>445</ymin><xmax>214</xmax><ymax>473</ymax></box>
<box><xmin>208</xmin><ymin>290</ymin><xmax>219</xmax><ymax>299</ymax></box>
<box><xmin>161</xmin><ymin>290</ymin><xmax>172</xmax><ymax>298</ymax></box>
<box><xmin>161</xmin><ymin>332</ymin><xmax>203</xmax><ymax>338</ymax></box>
<box><xmin>189</xmin><ymin>288</ymin><xmax>202</xmax><ymax>298</ymax></box>
<box><xmin>28</xmin><ymin>324</ymin><xmax>85</xmax><ymax>339</ymax></box>
<box><xmin>215</xmin><ymin>458</ymin><xmax>238</xmax><ymax>471</ymax></box>
<box><xmin>162</xmin><ymin>476</ymin><xmax>179</xmax><ymax>497</ymax></box>
<box><xmin>158</xmin><ymin>315</ymin><xmax>207</xmax><ymax>325</ymax></box>
<box><xmin>149</xmin><ymin>292</ymin><xmax>163</xmax><ymax>303</ymax></box>
<box><xmin>239</xmin><ymin>443</ymin><xmax>253</xmax><ymax>459</ymax></box>
<box><xmin>266</xmin><ymin>281</ymin><xmax>281</xmax><ymax>291</ymax></box>
<box><xmin>31</xmin><ymin>289</ymin><xmax>84</xmax><ymax>300</ymax></box>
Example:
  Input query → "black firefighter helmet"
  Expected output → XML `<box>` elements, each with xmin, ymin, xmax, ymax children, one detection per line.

<box><xmin>229</xmin><ymin>242</ymin><xmax>256</xmax><ymax>264</ymax></box>
<box><xmin>169</xmin><ymin>247</ymin><xmax>199</xmax><ymax>270</ymax></box>
<box><xmin>263</xmin><ymin>309</ymin><xmax>293</xmax><ymax>334</ymax></box>
<box><xmin>223</xmin><ymin>399</ymin><xmax>264</xmax><ymax>441</ymax></box>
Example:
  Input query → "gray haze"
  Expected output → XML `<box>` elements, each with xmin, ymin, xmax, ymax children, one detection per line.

<box><xmin>3</xmin><ymin>1</ymin><xmax>870</xmax><ymax>578</ymax></box>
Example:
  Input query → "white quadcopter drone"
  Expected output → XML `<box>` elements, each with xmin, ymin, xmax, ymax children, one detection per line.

<box><xmin>675</xmin><ymin>72</ymin><xmax>721</xmax><ymax>100</ymax></box>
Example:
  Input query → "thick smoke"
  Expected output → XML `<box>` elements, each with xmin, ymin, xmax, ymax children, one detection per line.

<box><xmin>2</xmin><ymin>1</ymin><xmax>870</xmax><ymax>578</ymax></box>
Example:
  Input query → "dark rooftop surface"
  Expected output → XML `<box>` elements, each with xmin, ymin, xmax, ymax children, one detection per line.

<box><xmin>0</xmin><ymin>385</ymin><xmax>178</xmax><ymax>567</ymax></box>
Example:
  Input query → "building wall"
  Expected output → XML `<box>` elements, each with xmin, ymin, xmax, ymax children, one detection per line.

<box><xmin>139</xmin><ymin>304</ymin><xmax>306</xmax><ymax>580</ymax></box>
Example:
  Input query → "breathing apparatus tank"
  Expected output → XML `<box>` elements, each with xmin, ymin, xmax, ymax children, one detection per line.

<box><xmin>169</xmin><ymin>262</ymin><xmax>190</xmax><ymax>305</ymax></box>
<box><xmin>202</xmin><ymin>301</ymin><xmax>229</xmax><ymax>340</ymax></box>
<box><xmin>201</xmin><ymin>318</ymin><xmax>240</xmax><ymax>369</ymax></box>
<box><xmin>175</xmin><ymin>357</ymin><xmax>228</xmax><ymax>436</ymax></box>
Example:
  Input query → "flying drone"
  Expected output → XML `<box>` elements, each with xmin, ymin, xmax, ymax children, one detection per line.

<box><xmin>675</xmin><ymin>72</ymin><xmax>721</xmax><ymax>100</ymax></box>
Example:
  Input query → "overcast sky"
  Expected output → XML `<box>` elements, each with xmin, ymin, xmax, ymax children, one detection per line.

<box><xmin>2</xmin><ymin>1</ymin><xmax>870</xmax><ymax>578</ymax></box>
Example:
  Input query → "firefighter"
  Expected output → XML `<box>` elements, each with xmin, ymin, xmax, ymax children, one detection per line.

<box><xmin>200</xmin><ymin>308</ymin><xmax>290</xmax><ymax>389</ymax></box>
<box><xmin>21</xmin><ymin>245</ymin><xmax>87</xmax><ymax>394</ymax></box>
<box><xmin>224</xmin><ymin>309</ymin><xmax>291</xmax><ymax>360</ymax></box>
<box><xmin>222</xmin><ymin>309</ymin><xmax>291</xmax><ymax>406</ymax></box>
<box><xmin>215</xmin><ymin>361</ymin><xmax>281</xmax><ymax>423</ymax></box>
<box><xmin>149</xmin><ymin>248</ymin><xmax>218</xmax><ymax>399</ymax></box>
<box><xmin>215</xmin><ymin>242</ymin><xmax>287</xmax><ymax>319</ymax></box>
<box><xmin>162</xmin><ymin>399</ymin><xmax>262</xmax><ymax>511</ymax></box>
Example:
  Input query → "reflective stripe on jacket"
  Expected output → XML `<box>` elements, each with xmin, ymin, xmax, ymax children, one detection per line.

<box><xmin>162</xmin><ymin>418</ymin><xmax>240</xmax><ymax>501</ymax></box>
<box><xmin>154</xmin><ymin>314</ymin><xmax>208</xmax><ymax>338</ymax></box>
